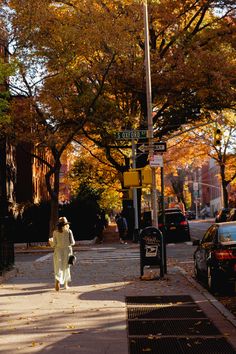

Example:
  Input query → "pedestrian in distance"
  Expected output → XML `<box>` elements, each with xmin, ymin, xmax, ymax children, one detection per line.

<box><xmin>116</xmin><ymin>213</ymin><xmax>128</xmax><ymax>244</ymax></box>
<box><xmin>49</xmin><ymin>216</ymin><xmax>75</xmax><ymax>291</ymax></box>
<box><xmin>95</xmin><ymin>213</ymin><xmax>105</xmax><ymax>243</ymax></box>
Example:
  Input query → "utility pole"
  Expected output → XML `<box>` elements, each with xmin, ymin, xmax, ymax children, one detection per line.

<box><xmin>143</xmin><ymin>1</ymin><xmax>158</xmax><ymax>227</ymax></box>
<box><xmin>132</xmin><ymin>139</ymin><xmax>139</xmax><ymax>241</ymax></box>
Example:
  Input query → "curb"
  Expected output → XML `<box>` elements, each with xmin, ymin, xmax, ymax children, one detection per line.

<box><xmin>14</xmin><ymin>238</ymin><xmax>98</xmax><ymax>254</ymax></box>
<box><xmin>174</xmin><ymin>265</ymin><xmax>236</xmax><ymax>328</ymax></box>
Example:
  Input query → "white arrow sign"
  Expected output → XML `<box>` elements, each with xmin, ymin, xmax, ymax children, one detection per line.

<box><xmin>138</xmin><ymin>142</ymin><xmax>167</xmax><ymax>153</ymax></box>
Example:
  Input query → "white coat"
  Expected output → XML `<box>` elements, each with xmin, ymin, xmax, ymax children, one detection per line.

<box><xmin>51</xmin><ymin>228</ymin><xmax>75</xmax><ymax>284</ymax></box>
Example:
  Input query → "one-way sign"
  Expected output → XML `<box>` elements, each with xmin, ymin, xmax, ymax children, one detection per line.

<box><xmin>138</xmin><ymin>142</ymin><xmax>167</xmax><ymax>153</ymax></box>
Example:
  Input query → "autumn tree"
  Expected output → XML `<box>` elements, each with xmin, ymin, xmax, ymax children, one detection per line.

<box><xmin>160</xmin><ymin>123</ymin><xmax>210</xmax><ymax>208</ymax></box>
<box><xmin>164</xmin><ymin>111</ymin><xmax>236</xmax><ymax>209</ymax></box>
<box><xmin>68</xmin><ymin>141</ymin><xmax>122</xmax><ymax>212</ymax></box>
<box><xmin>189</xmin><ymin>111</ymin><xmax>236</xmax><ymax>208</ymax></box>
<box><xmin>3</xmin><ymin>0</ymin><xmax>236</xmax><ymax>232</ymax></box>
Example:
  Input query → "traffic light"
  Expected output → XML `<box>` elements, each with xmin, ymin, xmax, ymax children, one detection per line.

<box><xmin>214</xmin><ymin>128</ymin><xmax>222</xmax><ymax>146</ymax></box>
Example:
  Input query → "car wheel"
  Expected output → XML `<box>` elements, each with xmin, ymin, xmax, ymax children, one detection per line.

<box><xmin>207</xmin><ymin>266</ymin><xmax>218</xmax><ymax>293</ymax></box>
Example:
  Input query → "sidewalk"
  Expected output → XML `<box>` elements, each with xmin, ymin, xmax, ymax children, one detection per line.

<box><xmin>0</xmin><ymin>225</ymin><xmax>236</xmax><ymax>353</ymax></box>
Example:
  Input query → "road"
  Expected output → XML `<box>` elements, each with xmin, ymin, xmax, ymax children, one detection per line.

<box><xmin>189</xmin><ymin>218</ymin><xmax>214</xmax><ymax>239</ymax></box>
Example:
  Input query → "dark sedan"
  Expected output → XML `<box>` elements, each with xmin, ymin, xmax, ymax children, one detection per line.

<box><xmin>158</xmin><ymin>211</ymin><xmax>190</xmax><ymax>243</ymax></box>
<box><xmin>186</xmin><ymin>210</ymin><xmax>196</xmax><ymax>220</ymax></box>
<box><xmin>193</xmin><ymin>222</ymin><xmax>236</xmax><ymax>293</ymax></box>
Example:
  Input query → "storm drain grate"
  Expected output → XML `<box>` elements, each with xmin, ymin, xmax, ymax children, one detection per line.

<box><xmin>128</xmin><ymin>319</ymin><xmax>221</xmax><ymax>336</ymax></box>
<box><xmin>127</xmin><ymin>306</ymin><xmax>207</xmax><ymax>319</ymax></box>
<box><xmin>126</xmin><ymin>296</ymin><xmax>236</xmax><ymax>353</ymax></box>
<box><xmin>126</xmin><ymin>295</ymin><xmax>194</xmax><ymax>305</ymax></box>
<box><xmin>129</xmin><ymin>337</ymin><xmax>236</xmax><ymax>354</ymax></box>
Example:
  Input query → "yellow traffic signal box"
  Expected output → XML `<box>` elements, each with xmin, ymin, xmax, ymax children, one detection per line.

<box><xmin>123</xmin><ymin>171</ymin><xmax>140</xmax><ymax>187</ymax></box>
<box><xmin>141</xmin><ymin>166</ymin><xmax>152</xmax><ymax>185</ymax></box>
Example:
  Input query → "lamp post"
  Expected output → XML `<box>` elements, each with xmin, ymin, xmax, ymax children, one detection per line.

<box><xmin>143</xmin><ymin>1</ymin><xmax>158</xmax><ymax>227</ymax></box>
<box><xmin>132</xmin><ymin>139</ymin><xmax>139</xmax><ymax>242</ymax></box>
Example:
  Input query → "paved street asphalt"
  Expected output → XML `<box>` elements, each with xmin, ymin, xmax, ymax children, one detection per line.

<box><xmin>0</xmin><ymin>223</ymin><xmax>236</xmax><ymax>353</ymax></box>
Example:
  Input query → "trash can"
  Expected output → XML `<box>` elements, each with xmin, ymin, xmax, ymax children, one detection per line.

<box><xmin>140</xmin><ymin>226</ymin><xmax>164</xmax><ymax>278</ymax></box>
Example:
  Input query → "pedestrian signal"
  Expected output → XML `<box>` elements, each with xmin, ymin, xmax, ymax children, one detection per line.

<box><xmin>214</xmin><ymin>128</ymin><xmax>222</xmax><ymax>146</ymax></box>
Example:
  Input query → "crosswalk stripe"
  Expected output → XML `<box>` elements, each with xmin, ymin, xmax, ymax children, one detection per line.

<box><xmin>79</xmin><ymin>254</ymin><xmax>140</xmax><ymax>263</ymax></box>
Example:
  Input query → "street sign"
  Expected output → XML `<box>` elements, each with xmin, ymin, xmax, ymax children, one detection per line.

<box><xmin>138</xmin><ymin>142</ymin><xmax>167</xmax><ymax>153</ymax></box>
<box><xmin>150</xmin><ymin>155</ymin><xmax>163</xmax><ymax>167</ymax></box>
<box><xmin>154</xmin><ymin>142</ymin><xmax>167</xmax><ymax>152</ymax></box>
<box><xmin>115</xmin><ymin>130</ymin><xmax>147</xmax><ymax>140</ymax></box>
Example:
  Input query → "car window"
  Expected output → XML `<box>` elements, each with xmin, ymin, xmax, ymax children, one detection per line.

<box><xmin>219</xmin><ymin>225</ymin><xmax>236</xmax><ymax>242</ymax></box>
<box><xmin>202</xmin><ymin>225</ymin><xmax>217</xmax><ymax>243</ymax></box>
<box><xmin>164</xmin><ymin>213</ymin><xmax>185</xmax><ymax>223</ymax></box>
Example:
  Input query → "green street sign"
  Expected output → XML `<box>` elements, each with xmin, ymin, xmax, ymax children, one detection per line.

<box><xmin>115</xmin><ymin>130</ymin><xmax>148</xmax><ymax>140</ymax></box>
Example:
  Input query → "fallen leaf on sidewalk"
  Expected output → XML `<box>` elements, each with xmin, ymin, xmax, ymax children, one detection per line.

<box><xmin>223</xmin><ymin>332</ymin><xmax>230</xmax><ymax>336</ymax></box>
<box><xmin>66</xmin><ymin>324</ymin><xmax>76</xmax><ymax>329</ymax></box>
<box><xmin>71</xmin><ymin>331</ymin><xmax>82</xmax><ymax>334</ymax></box>
<box><xmin>30</xmin><ymin>342</ymin><xmax>43</xmax><ymax>347</ymax></box>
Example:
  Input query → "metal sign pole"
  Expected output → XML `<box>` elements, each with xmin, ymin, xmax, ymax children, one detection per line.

<box><xmin>132</xmin><ymin>139</ymin><xmax>139</xmax><ymax>241</ymax></box>
<box><xmin>143</xmin><ymin>1</ymin><xmax>158</xmax><ymax>227</ymax></box>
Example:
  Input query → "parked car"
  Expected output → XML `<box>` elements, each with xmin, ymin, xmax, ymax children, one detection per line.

<box><xmin>193</xmin><ymin>222</ymin><xmax>236</xmax><ymax>293</ymax></box>
<box><xmin>186</xmin><ymin>210</ymin><xmax>196</xmax><ymax>220</ymax></box>
<box><xmin>215</xmin><ymin>208</ymin><xmax>231</xmax><ymax>223</ymax></box>
<box><xmin>226</xmin><ymin>208</ymin><xmax>236</xmax><ymax>222</ymax></box>
<box><xmin>164</xmin><ymin>208</ymin><xmax>184</xmax><ymax>214</ymax></box>
<box><xmin>158</xmin><ymin>210</ymin><xmax>190</xmax><ymax>243</ymax></box>
<box><xmin>140</xmin><ymin>211</ymin><xmax>152</xmax><ymax>229</ymax></box>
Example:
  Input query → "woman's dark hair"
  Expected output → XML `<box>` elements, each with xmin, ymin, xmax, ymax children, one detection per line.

<box><xmin>58</xmin><ymin>223</ymin><xmax>64</xmax><ymax>232</ymax></box>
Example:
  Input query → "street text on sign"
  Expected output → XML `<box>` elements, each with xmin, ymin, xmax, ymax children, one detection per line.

<box><xmin>115</xmin><ymin>130</ymin><xmax>147</xmax><ymax>140</ymax></box>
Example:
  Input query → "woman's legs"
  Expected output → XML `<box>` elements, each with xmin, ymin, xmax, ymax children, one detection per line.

<box><xmin>55</xmin><ymin>279</ymin><xmax>60</xmax><ymax>291</ymax></box>
<box><xmin>64</xmin><ymin>281</ymin><xmax>69</xmax><ymax>289</ymax></box>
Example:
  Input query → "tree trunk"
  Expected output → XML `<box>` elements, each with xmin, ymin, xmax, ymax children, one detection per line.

<box><xmin>220</xmin><ymin>163</ymin><xmax>228</xmax><ymax>208</ymax></box>
<box><xmin>50</xmin><ymin>196</ymin><xmax>59</xmax><ymax>237</ymax></box>
<box><xmin>46</xmin><ymin>159</ymin><xmax>61</xmax><ymax>237</ymax></box>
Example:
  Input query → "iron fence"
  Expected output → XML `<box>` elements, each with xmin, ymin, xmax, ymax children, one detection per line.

<box><xmin>0</xmin><ymin>217</ymin><xmax>15</xmax><ymax>274</ymax></box>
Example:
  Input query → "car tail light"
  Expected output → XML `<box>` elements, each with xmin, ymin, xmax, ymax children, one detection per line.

<box><xmin>158</xmin><ymin>223</ymin><xmax>164</xmax><ymax>228</ymax></box>
<box><xmin>180</xmin><ymin>220</ymin><xmax>188</xmax><ymax>226</ymax></box>
<box><xmin>213</xmin><ymin>250</ymin><xmax>236</xmax><ymax>260</ymax></box>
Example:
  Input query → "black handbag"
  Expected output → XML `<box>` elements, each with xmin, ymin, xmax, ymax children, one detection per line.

<box><xmin>68</xmin><ymin>254</ymin><xmax>76</xmax><ymax>265</ymax></box>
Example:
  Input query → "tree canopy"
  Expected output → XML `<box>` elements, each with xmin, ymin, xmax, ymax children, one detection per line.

<box><xmin>1</xmin><ymin>0</ymin><xmax>235</xmax><ymax>227</ymax></box>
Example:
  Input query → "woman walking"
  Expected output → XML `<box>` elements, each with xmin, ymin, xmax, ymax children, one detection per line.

<box><xmin>49</xmin><ymin>217</ymin><xmax>75</xmax><ymax>291</ymax></box>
